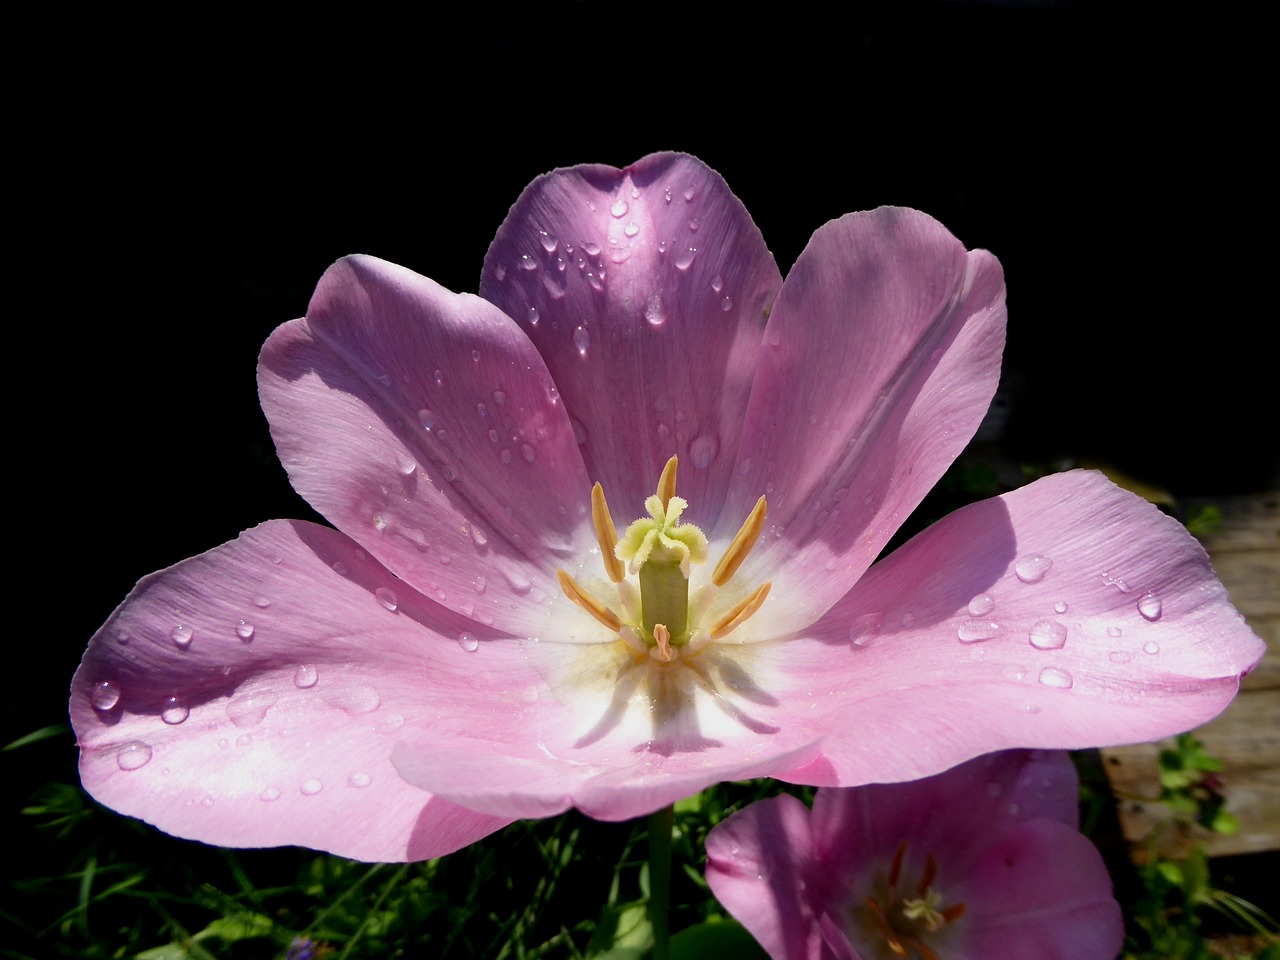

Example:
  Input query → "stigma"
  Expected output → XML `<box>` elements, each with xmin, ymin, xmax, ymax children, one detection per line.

<box><xmin>861</xmin><ymin>840</ymin><xmax>967</xmax><ymax>960</ymax></box>
<box><xmin>557</xmin><ymin>456</ymin><xmax>770</xmax><ymax>661</ymax></box>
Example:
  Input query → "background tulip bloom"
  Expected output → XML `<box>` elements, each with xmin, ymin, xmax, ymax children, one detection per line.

<box><xmin>706</xmin><ymin>750</ymin><xmax>1125</xmax><ymax>960</ymax></box>
<box><xmin>71</xmin><ymin>153</ymin><xmax>1264</xmax><ymax>861</ymax></box>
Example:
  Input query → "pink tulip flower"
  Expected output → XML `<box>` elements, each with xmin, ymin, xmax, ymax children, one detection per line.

<box><xmin>706</xmin><ymin>750</ymin><xmax>1124</xmax><ymax>960</ymax></box>
<box><xmin>71</xmin><ymin>153</ymin><xmax>1264</xmax><ymax>861</ymax></box>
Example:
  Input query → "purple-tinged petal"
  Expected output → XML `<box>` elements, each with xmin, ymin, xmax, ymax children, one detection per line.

<box><xmin>479</xmin><ymin>152</ymin><xmax>783</xmax><ymax>520</ymax></box>
<box><xmin>705</xmin><ymin>793</ymin><xmax>825</xmax><ymax>960</ymax></box>
<box><xmin>259</xmin><ymin>255</ymin><xmax>594</xmax><ymax>637</ymax></box>
<box><xmin>770</xmin><ymin>470</ymin><xmax>1265</xmax><ymax>789</ymax></box>
<box><xmin>71</xmin><ymin>520</ymin><xmax>511</xmax><ymax>861</ymax></box>
<box><xmin>724</xmin><ymin>208</ymin><xmax>1006</xmax><ymax>628</ymax></box>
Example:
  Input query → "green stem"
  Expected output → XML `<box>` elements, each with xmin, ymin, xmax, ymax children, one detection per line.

<box><xmin>648</xmin><ymin>804</ymin><xmax>674</xmax><ymax>960</ymax></box>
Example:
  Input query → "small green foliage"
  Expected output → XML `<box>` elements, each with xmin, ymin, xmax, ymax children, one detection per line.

<box><xmin>1185</xmin><ymin>503</ymin><xmax>1223</xmax><ymax>539</ymax></box>
<box><xmin>1158</xmin><ymin>733</ymin><xmax>1237</xmax><ymax>834</ymax></box>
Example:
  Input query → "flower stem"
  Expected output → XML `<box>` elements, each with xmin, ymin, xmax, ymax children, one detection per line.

<box><xmin>648</xmin><ymin>804</ymin><xmax>674</xmax><ymax>960</ymax></box>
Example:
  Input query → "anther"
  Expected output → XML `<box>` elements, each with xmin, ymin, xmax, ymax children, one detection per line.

<box><xmin>712</xmin><ymin>496</ymin><xmax>767</xmax><ymax>586</ymax></box>
<box><xmin>656</xmin><ymin>455</ymin><xmax>678</xmax><ymax>508</ymax></box>
<box><xmin>591</xmin><ymin>483</ymin><xmax>626</xmax><ymax>583</ymax></box>
<box><xmin>917</xmin><ymin>854</ymin><xmax>938</xmax><ymax>895</ymax></box>
<box><xmin>652</xmin><ymin>623</ymin><xmax>673</xmax><ymax>661</ymax></box>
<box><xmin>708</xmin><ymin>582</ymin><xmax>772</xmax><ymax>640</ymax></box>
<box><xmin>557</xmin><ymin>570</ymin><xmax>621</xmax><ymax>632</ymax></box>
<box><xmin>888</xmin><ymin>840</ymin><xmax>909</xmax><ymax>889</ymax></box>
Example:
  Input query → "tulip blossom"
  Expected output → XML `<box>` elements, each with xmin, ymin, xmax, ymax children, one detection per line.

<box><xmin>71</xmin><ymin>153</ymin><xmax>1264</xmax><ymax>861</ymax></box>
<box><xmin>706</xmin><ymin>750</ymin><xmax>1124</xmax><ymax>960</ymax></box>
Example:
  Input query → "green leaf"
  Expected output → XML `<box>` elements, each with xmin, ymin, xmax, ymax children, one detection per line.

<box><xmin>670</xmin><ymin>919</ymin><xmax>770</xmax><ymax>960</ymax></box>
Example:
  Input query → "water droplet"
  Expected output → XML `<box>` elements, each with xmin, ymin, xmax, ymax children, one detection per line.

<box><xmin>115</xmin><ymin>630</ymin><xmax>132</xmax><ymax>645</ymax></box>
<box><xmin>373</xmin><ymin>514</ymin><xmax>389</xmax><ymax>532</ymax></box>
<box><xmin>474</xmin><ymin>576</ymin><xmax>487</xmax><ymax>594</ymax></box>
<box><xmin>470</xmin><ymin>525</ymin><xmax>488</xmax><ymax>547</ymax></box>
<box><xmin>323</xmin><ymin>684</ymin><xmax>382</xmax><ymax>715</ymax></box>
<box><xmin>433</xmin><ymin>369</ymin><xmax>443</xmax><ymax>385</ymax></box>
<box><xmin>624</xmin><ymin>221</ymin><xmax>640</xmax><ymax>238</ymax></box>
<box><xmin>1109</xmin><ymin>650</ymin><xmax>1134</xmax><ymax>663</ymax></box>
<box><xmin>573</xmin><ymin>325</ymin><xmax>590</xmax><ymax>354</ymax></box>
<box><xmin>720</xmin><ymin>295</ymin><xmax>733</xmax><ymax>312</ymax></box>
<box><xmin>674</xmin><ymin>247</ymin><xmax>697</xmax><ymax>271</ymax></box>
<box><xmin>538</xmin><ymin>230</ymin><xmax>558</xmax><ymax>253</ymax></box>
<box><xmin>683</xmin><ymin>185</ymin><xmax>697</xmax><ymax>202</ymax></box>
<box><xmin>656</xmin><ymin>423</ymin><xmax>671</xmax><ymax>441</ymax></box>
<box><xmin>332</xmin><ymin>560</ymin><xmax>349</xmax><ymax>576</ymax></box>
<box><xmin>644</xmin><ymin>292</ymin><xmax>666</xmax><ymax>326</ymax></box>
<box><xmin>521</xmin><ymin>443</ymin><xmax>537</xmax><ymax>463</ymax></box>
<box><xmin>690</xmin><ymin>434</ymin><xmax>719</xmax><ymax>468</ymax></box>
<box><xmin>1137</xmin><ymin>593</ymin><xmax>1163</xmax><ymax>621</ymax></box>
<box><xmin>688</xmin><ymin>217</ymin><xmax>700</xmax><ymax>232</ymax></box>
<box><xmin>394</xmin><ymin>450</ymin><xmax>417</xmax><ymax>475</ymax></box>
<box><xmin>471</xmin><ymin>349</ymin><xmax>481</xmax><ymax>363</ymax></box>
<box><xmin>227</xmin><ymin>693</ymin><xmax>276</xmax><ymax>728</ymax></box>
<box><xmin>116</xmin><ymin>741</ymin><xmax>153</xmax><ymax>771</ymax></box>
<box><xmin>487</xmin><ymin>428</ymin><xmax>499</xmax><ymax>443</ymax></box>
<box><xmin>518</xmin><ymin>254</ymin><xmax>537</xmax><ymax>272</ymax></box>
<box><xmin>259</xmin><ymin>786</ymin><xmax>281</xmax><ymax>802</ymax></box>
<box><xmin>901</xmin><ymin>612</ymin><xmax>916</xmax><ymax>627</ymax></box>
<box><xmin>1143</xmin><ymin>640</ymin><xmax>1160</xmax><ymax>655</ymax></box>
<box><xmin>294</xmin><ymin>664</ymin><xmax>319</xmax><ymax>688</ymax></box>
<box><xmin>375</xmin><ymin>587</ymin><xmax>398</xmax><ymax>612</ymax></box>
<box><xmin>610</xmin><ymin>199</ymin><xmax>628</xmax><ymax>217</ymax></box>
<box><xmin>958</xmin><ymin>619</ymin><xmax>1001</xmax><ymax>643</ymax></box>
<box><xmin>500</xmin><ymin>448</ymin><xmax>513</xmax><ymax>464</ymax></box>
<box><xmin>348</xmin><ymin>771</ymin><xmax>372</xmax><ymax>788</ymax></box>
<box><xmin>504</xmin><ymin>569</ymin><xmax>533</xmax><ymax>595</ymax></box>
<box><xmin>848</xmin><ymin>612</ymin><xmax>884</xmax><ymax>648</ymax></box>
<box><xmin>171</xmin><ymin>624</ymin><xmax>193</xmax><ymax>649</ymax></box>
<box><xmin>459</xmin><ymin>634</ymin><xmax>479</xmax><ymax>652</ymax></box>
<box><xmin>233</xmin><ymin>620</ymin><xmax>255</xmax><ymax>642</ymax></box>
<box><xmin>1054</xmin><ymin>600</ymin><xmax>1068</xmax><ymax>614</ymax></box>
<box><xmin>1028</xmin><ymin>619</ymin><xmax>1068</xmax><ymax>650</ymax></box>
<box><xmin>1014</xmin><ymin>554</ymin><xmax>1053</xmax><ymax>583</ymax></box>
<box><xmin>161</xmin><ymin>697</ymin><xmax>189</xmax><ymax>725</ymax></box>
<box><xmin>967</xmin><ymin>593</ymin><xmax>996</xmax><ymax>616</ymax></box>
<box><xmin>1100</xmin><ymin>569</ymin><xmax>1132</xmax><ymax>592</ymax></box>
<box><xmin>91</xmin><ymin>681</ymin><xmax>121</xmax><ymax>711</ymax></box>
<box><xmin>587</xmin><ymin>272</ymin><xmax>605</xmax><ymax>292</ymax></box>
<box><xmin>417</xmin><ymin>408</ymin><xmax>436</xmax><ymax>430</ymax></box>
<box><xmin>235</xmin><ymin>733</ymin><xmax>252</xmax><ymax>747</ymax></box>
<box><xmin>253</xmin><ymin>596</ymin><xmax>272</xmax><ymax>609</ymax></box>
<box><xmin>1038</xmin><ymin>666</ymin><xmax>1074</xmax><ymax>689</ymax></box>
<box><xmin>493</xmin><ymin>263</ymin><xmax>507</xmax><ymax>282</ymax></box>
<box><xmin>1106</xmin><ymin>625</ymin><xmax>1123</xmax><ymax>638</ymax></box>
<box><xmin>582</xmin><ymin>241</ymin><xmax>601</xmax><ymax>257</ymax></box>
<box><xmin>300</xmin><ymin>778</ymin><xmax>323</xmax><ymax>796</ymax></box>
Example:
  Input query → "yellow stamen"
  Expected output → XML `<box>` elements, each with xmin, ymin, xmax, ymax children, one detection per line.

<box><xmin>656</xmin><ymin>455</ymin><xmax>678</xmax><ymax>508</ymax></box>
<box><xmin>653</xmin><ymin>623</ymin><xmax>672</xmax><ymax>661</ymax></box>
<box><xmin>708</xmin><ymin>582</ymin><xmax>772</xmax><ymax>640</ymax></box>
<box><xmin>712</xmin><ymin>496</ymin><xmax>767</xmax><ymax>586</ymax></box>
<box><xmin>591</xmin><ymin>483</ymin><xmax>626</xmax><ymax>583</ymax></box>
<box><xmin>557</xmin><ymin>570</ymin><xmax>621</xmax><ymax>632</ymax></box>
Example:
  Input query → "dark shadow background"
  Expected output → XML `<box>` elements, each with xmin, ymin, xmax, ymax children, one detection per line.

<box><xmin>10</xmin><ymin>0</ymin><xmax>1274</xmax><ymax>938</ymax></box>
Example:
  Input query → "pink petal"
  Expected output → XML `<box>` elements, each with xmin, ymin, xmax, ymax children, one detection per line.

<box><xmin>71</xmin><ymin>520</ymin><xmax>511</xmax><ymax>861</ymax></box>
<box><xmin>259</xmin><ymin>255</ymin><xmax>594</xmax><ymax>637</ymax></box>
<box><xmin>705</xmin><ymin>793</ymin><xmax>825</xmax><ymax>960</ymax></box>
<box><xmin>770</xmin><ymin>470</ymin><xmax>1265</xmax><ymax>788</ymax></box>
<box><xmin>723</xmin><ymin>208</ymin><xmax>1006</xmax><ymax>628</ymax></box>
<box><xmin>478</xmin><ymin>152</ymin><xmax>783</xmax><ymax>522</ymax></box>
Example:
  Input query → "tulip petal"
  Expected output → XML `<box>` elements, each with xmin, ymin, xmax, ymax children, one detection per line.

<box><xmin>479</xmin><ymin>152</ymin><xmax>783</xmax><ymax>521</ymax></box>
<box><xmin>724</xmin><ymin>208</ymin><xmax>1006</xmax><ymax>628</ymax></box>
<box><xmin>770</xmin><ymin>470</ymin><xmax>1265</xmax><ymax>788</ymax></box>
<box><xmin>71</xmin><ymin>520</ymin><xmax>512</xmax><ymax>861</ymax></box>
<box><xmin>259</xmin><ymin>255</ymin><xmax>595</xmax><ymax>637</ymax></box>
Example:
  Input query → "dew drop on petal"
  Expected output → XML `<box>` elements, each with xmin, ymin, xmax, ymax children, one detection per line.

<box><xmin>375</xmin><ymin>587</ymin><xmax>399</xmax><ymax>612</ymax></box>
<box><xmin>1014</xmin><ymin>554</ymin><xmax>1053</xmax><ymax>583</ymax></box>
<box><xmin>470</xmin><ymin>525</ymin><xmax>489</xmax><ymax>547</ymax></box>
<box><xmin>901</xmin><ymin>611</ymin><xmax>916</xmax><ymax>627</ymax></box>
<box><xmin>967</xmin><ymin>593</ymin><xmax>995</xmax><ymax>616</ymax></box>
<box><xmin>538</xmin><ymin>230</ymin><xmax>557</xmax><ymax>253</ymax></box>
<box><xmin>394</xmin><ymin>451</ymin><xmax>416</xmax><ymax>475</ymax></box>
<box><xmin>253</xmin><ymin>596</ymin><xmax>272</xmax><ymax>609</ymax></box>
<box><xmin>610</xmin><ymin>199</ymin><xmax>628</xmax><ymax>217</ymax></box>
<box><xmin>582</xmin><ymin>241</ymin><xmax>601</xmax><ymax>257</ymax></box>
<box><xmin>294</xmin><ymin>664</ymin><xmax>319</xmax><ymax>688</ymax></box>
<box><xmin>161</xmin><ymin>697</ymin><xmax>189</xmax><ymax>724</ymax></box>
<box><xmin>417</xmin><ymin>408</ymin><xmax>435</xmax><ymax>429</ymax></box>
<box><xmin>500</xmin><ymin>448</ymin><xmax>513</xmax><ymax>464</ymax></box>
<box><xmin>1109</xmin><ymin>650</ymin><xmax>1134</xmax><ymax>663</ymax></box>
<box><xmin>116</xmin><ymin>741</ymin><xmax>153</xmax><ymax>771</ymax></box>
<box><xmin>573</xmin><ymin>325</ymin><xmax>590</xmax><ymax>354</ymax></box>
<box><xmin>644</xmin><ymin>293</ymin><xmax>666</xmax><ymax>326</ymax></box>
<box><xmin>227</xmin><ymin>693</ymin><xmax>276</xmax><ymax>728</ymax></box>
<box><xmin>474</xmin><ymin>576</ymin><xmax>487</xmax><ymax>594</ymax></box>
<box><xmin>171</xmin><ymin>624</ymin><xmax>194</xmax><ymax>649</ymax></box>
<box><xmin>300</xmin><ymin>778</ymin><xmax>323</xmax><ymax>796</ymax></box>
<box><xmin>235</xmin><ymin>620</ymin><xmax>255</xmax><ymax>641</ymax></box>
<box><xmin>683</xmin><ymin>185</ymin><xmax>697</xmax><ymax>202</ymax></box>
<box><xmin>116</xmin><ymin>630</ymin><xmax>132</xmax><ymax>645</ymax></box>
<box><xmin>1106</xmin><ymin>625</ymin><xmax>1123</xmax><ymax>638</ymax></box>
<box><xmin>1143</xmin><ymin>640</ymin><xmax>1160</xmax><ymax>655</ymax></box>
<box><xmin>674</xmin><ymin>247</ymin><xmax>697</xmax><ymax>271</ymax></box>
<box><xmin>721</xmin><ymin>296</ymin><xmax>733</xmax><ymax>312</ymax></box>
<box><xmin>624</xmin><ymin>221</ymin><xmax>640</xmax><ymax>237</ymax></box>
<box><xmin>92</xmin><ymin>681</ymin><xmax>121</xmax><ymax>711</ymax></box>
<box><xmin>324</xmin><ymin>685</ymin><xmax>382</xmax><ymax>715</ymax></box>
<box><xmin>1038</xmin><ymin>666</ymin><xmax>1074</xmax><ymax>689</ymax></box>
<box><xmin>690</xmin><ymin>434</ymin><xmax>719</xmax><ymax>468</ymax></box>
<box><xmin>711</xmin><ymin>274</ymin><xmax>724</xmax><ymax>292</ymax></box>
<box><xmin>848</xmin><ymin>612</ymin><xmax>884</xmax><ymax>649</ymax></box>
<box><xmin>958</xmin><ymin>619</ymin><xmax>1001</xmax><ymax>643</ymax></box>
<box><xmin>332</xmin><ymin>561</ymin><xmax>349</xmax><ymax>576</ymax></box>
<box><xmin>259</xmin><ymin>786</ymin><xmax>281</xmax><ymax>802</ymax></box>
<box><xmin>1028</xmin><ymin>619</ymin><xmax>1068</xmax><ymax>650</ymax></box>
<box><xmin>458</xmin><ymin>634</ymin><xmax>479</xmax><ymax>652</ymax></box>
<box><xmin>1137</xmin><ymin>593</ymin><xmax>1163</xmax><ymax>621</ymax></box>
<box><xmin>1054</xmin><ymin>601</ymin><xmax>1068</xmax><ymax>614</ymax></box>
<box><xmin>521</xmin><ymin>443</ymin><xmax>537</xmax><ymax>463</ymax></box>
<box><xmin>348</xmin><ymin>772</ymin><xmax>372</xmax><ymax>788</ymax></box>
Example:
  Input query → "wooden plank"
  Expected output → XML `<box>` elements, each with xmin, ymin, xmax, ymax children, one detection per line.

<box><xmin>1187</xmin><ymin>492</ymin><xmax>1280</xmax><ymax>553</ymax></box>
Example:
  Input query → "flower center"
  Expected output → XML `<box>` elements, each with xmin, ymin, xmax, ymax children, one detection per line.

<box><xmin>860</xmin><ymin>840</ymin><xmax>967</xmax><ymax>960</ymax></box>
<box><xmin>556</xmin><ymin>456</ymin><xmax>770</xmax><ymax>663</ymax></box>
